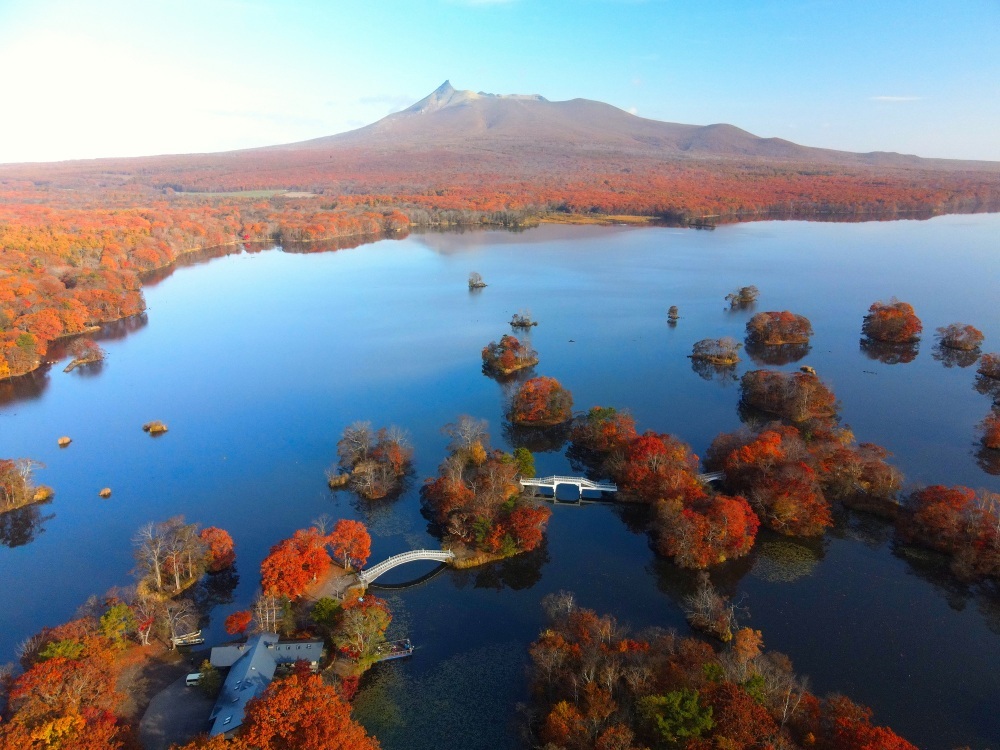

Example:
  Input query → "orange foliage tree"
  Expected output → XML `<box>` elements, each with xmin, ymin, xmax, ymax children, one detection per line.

<box><xmin>861</xmin><ymin>299</ymin><xmax>922</xmax><ymax>343</ymax></box>
<box><xmin>510</xmin><ymin>376</ymin><xmax>574</xmax><ymax>426</ymax></box>
<box><xmin>482</xmin><ymin>334</ymin><xmax>538</xmax><ymax>376</ymax></box>
<box><xmin>655</xmin><ymin>493</ymin><xmax>760</xmax><ymax>568</ymax></box>
<box><xmin>740</xmin><ymin>369</ymin><xmax>838</xmax><ymax>424</ymax></box>
<box><xmin>260</xmin><ymin>527</ymin><xmax>331</xmax><ymax>599</ymax></box>
<box><xmin>615</xmin><ymin>431</ymin><xmax>703</xmax><ymax>505</ymax></box>
<box><xmin>527</xmin><ymin>597</ymin><xmax>918</xmax><ymax>750</ymax></box>
<box><xmin>979</xmin><ymin>352</ymin><xmax>1000</xmax><ymax>380</ymax></box>
<box><xmin>0</xmin><ymin>616</ymin><xmax>136</xmax><ymax>750</ymax></box>
<box><xmin>199</xmin><ymin>526</ymin><xmax>236</xmax><ymax>572</ymax></box>
<box><xmin>224</xmin><ymin>610</ymin><xmax>253</xmax><ymax>636</ymax></box>
<box><xmin>229</xmin><ymin>671</ymin><xmax>379</xmax><ymax>750</ymax></box>
<box><xmin>898</xmin><ymin>484</ymin><xmax>1000</xmax><ymax>580</ymax></box>
<box><xmin>980</xmin><ymin>410</ymin><xmax>1000</xmax><ymax>450</ymax></box>
<box><xmin>422</xmin><ymin>421</ymin><xmax>550</xmax><ymax>555</ymax></box>
<box><xmin>327</xmin><ymin>519</ymin><xmax>372</xmax><ymax>571</ymax></box>
<box><xmin>745</xmin><ymin>311</ymin><xmax>813</xmax><ymax>346</ymax></box>
<box><xmin>936</xmin><ymin>322</ymin><xmax>984</xmax><ymax>351</ymax></box>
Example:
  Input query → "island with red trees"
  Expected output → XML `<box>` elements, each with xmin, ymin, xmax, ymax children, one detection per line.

<box><xmin>482</xmin><ymin>333</ymin><xmax>539</xmax><ymax>376</ymax></box>
<box><xmin>739</xmin><ymin>369</ymin><xmax>838</xmax><ymax>424</ymax></box>
<box><xmin>509</xmin><ymin>376</ymin><xmax>574</xmax><ymax>427</ymax></box>
<box><xmin>527</xmin><ymin>594</ymin><xmax>918</xmax><ymax>750</ymax></box>
<box><xmin>861</xmin><ymin>298</ymin><xmax>922</xmax><ymax>344</ymax></box>
<box><xmin>422</xmin><ymin>417</ymin><xmax>550</xmax><ymax>567</ymax></box>
<box><xmin>745</xmin><ymin>311</ymin><xmax>813</xmax><ymax>346</ymax></box>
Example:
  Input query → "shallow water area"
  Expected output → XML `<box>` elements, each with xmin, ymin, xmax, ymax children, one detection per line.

<box><xmin>1</xmin><ymin>214</ymin><xmax>1000</xmax><ymax>748</ymax></box>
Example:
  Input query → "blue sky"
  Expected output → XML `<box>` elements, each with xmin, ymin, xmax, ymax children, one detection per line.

<box><xmin>0</xmin><ymin>0</ymin><xmax>998</xmax><ymax>163</ymax></box>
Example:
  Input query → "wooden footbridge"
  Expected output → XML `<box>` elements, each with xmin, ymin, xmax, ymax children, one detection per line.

<box><xmin>356</xmin><ymin>549</ymin><xmax>455</xmax><ymax>586</ymax></box>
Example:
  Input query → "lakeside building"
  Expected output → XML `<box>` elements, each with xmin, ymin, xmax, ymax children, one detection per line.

<box><xmin>208</xmin><ymin>633</ymin><xmax>324</xmax><ymax>736</ymax></box>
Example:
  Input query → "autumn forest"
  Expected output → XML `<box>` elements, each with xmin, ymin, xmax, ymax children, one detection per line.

<box><xmin>3</xmin><ymin>84</ymin><xmax>1000</xmax><ymax>750</ymax></box>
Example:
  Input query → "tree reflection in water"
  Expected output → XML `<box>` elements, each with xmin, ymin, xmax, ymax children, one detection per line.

<box><xmin>932</xmin><ymin>343</ymin><xmax>981</xmax><ymax>369</ymax></box>
<box><xmin>448</xmin><ymin>541</ymin><xmax>550</xmax><ymax>592</ymax></box>
<box><xmin>859</xmin><ymin>337</ymin><xmax>919</xmax><ymax>365</ymax></box>
<box><xmin>749</xmin><ymin>537</ymin><xmax>825</xmax><ymax>583</ymax></box>
<box><xmin>745</xmin><ymin>340</ymin><xmax>811</xmax><ymax>366</ymax></box>
<box><xmin>976</xmin><ymin>443</ymin><xmax>1000</xmax><ymax>476</ymax></box>
<box><xmin>502</xmin><ymin>421</ymin><xmax>570</xmax><ymax>454</ymax></box>
<box><xmin>689</xmin><ymin>357</ymin><xmax>739</xmax><ymax>385</ymax></box>
<box><xmin>0</xmin><ymin>502</ymin><xmax>55</xmax><ymax>548</ymax></box>
<box><xmin>974</xmin><ymin>374</ymin><xmax>1000</xmax><ymax>402</ymax></box>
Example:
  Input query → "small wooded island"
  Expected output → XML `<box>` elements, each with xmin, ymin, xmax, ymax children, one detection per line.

<box><xmin>423</xmin><ymin>416</ymin><xmax>548</xmax><ymax>566</ymax></box>
<box><xmin>482</xmin><ymin>333</ymin><xmax>538</xmax><ymax>376</ymax></box>
<box><xmin>510</xmin><ymin>376</ymin><xmax>574</xmax><ymax>426</ymax></box>
<box><xmin>861</xmin><ymin>298</ymin><xmax>922</xmax><ymax>343</ymax></box>
<box><xmin>689</xmin><ymin>337</ymin><xmax>741</xmax><ymax>366</ymax></box>
<box><xmin>745</xmin><ymin>311</ymin><xmax>812</xmax><ymax>346</ymax></box>
<box><xmin>328</xmin><ymin>422</ymin><xmax>413</xmax><ymax>499</ymax></box>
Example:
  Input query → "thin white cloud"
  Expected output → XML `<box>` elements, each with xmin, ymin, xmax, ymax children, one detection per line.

<box><xmin>627</xmin><ymin>106</ymin><xmax>639</xmax><ymax>115</ymax></box>
<box><xmin>869</xmin><ymin>95</ymin><xmax>923</xmax><ymax>102</ymax></box>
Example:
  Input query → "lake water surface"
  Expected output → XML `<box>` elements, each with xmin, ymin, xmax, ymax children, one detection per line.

<box><xmin>1</xmin><ymin>215</ymin><xmax>999</xmax><ymax>748</ymax></box>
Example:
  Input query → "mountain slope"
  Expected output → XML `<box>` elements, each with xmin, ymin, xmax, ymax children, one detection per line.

<box><xmin>0</xmin><ymin>81</ymin><xmax>997</xmax><ymax>195</ymax></box>
<box><xmin>263</xmin><ymin>81</ymin><xmax>990</xmax><ymax>171</ymax></box>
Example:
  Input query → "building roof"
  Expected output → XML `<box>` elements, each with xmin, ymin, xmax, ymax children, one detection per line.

<box><xmin>208</xmin><ymin>634</ymin><xmax>325</xmax><ymax>736</ymax></box>
<box><xmin>210</xmin><ymin>636</ymin><xmax>325</xmax><ymax>668</ymax></box>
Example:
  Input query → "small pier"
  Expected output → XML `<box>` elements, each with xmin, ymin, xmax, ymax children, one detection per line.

<box><xmin>374</xmin><ymin>638</ymin><xmax>414</xmax><ymax>662</ymax></box>
<box><xmin>171</xmin><ymin>629</ymin><xmax>205</xmax><ymax>648</ymax></box>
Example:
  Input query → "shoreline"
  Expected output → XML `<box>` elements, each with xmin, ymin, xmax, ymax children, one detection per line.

<box><xmin>3</xmin><ymin>205</ymin><xmax>998</xmax><ymax>384</ymax></box>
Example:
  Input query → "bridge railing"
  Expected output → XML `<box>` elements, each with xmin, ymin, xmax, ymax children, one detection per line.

<box><xmin>357</xmin><ymin>549</ymin><xmax>456</xmax><ymax>585</ymax></box>
<box><xmin>520</xmin><ymin>475</ymin><xmax>618</xmax><ymax>491</ymax></box>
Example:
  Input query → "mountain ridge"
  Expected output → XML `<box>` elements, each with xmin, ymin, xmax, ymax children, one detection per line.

<box><xmin>261</xmin><ymin>81</ymin><xmax>996</xmax><ymax>172</ymax></box>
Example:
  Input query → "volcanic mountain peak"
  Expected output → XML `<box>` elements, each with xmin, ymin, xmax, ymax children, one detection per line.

<box><xmin>405</xmin><ymin>80</ymin><xmax>548</xmax><ymax>115</ymax></box>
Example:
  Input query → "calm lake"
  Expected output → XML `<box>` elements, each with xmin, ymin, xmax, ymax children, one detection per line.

<box><xmin>2</xmin><ymin>214</ymin><xmax>999</xmax><ymax>748</ymax></box>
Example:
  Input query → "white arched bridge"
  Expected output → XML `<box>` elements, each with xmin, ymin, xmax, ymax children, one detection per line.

<box><xmin>519</xmin><ymin>472</ymin><xmax>725</xmax><ymax>503</ymax></box>
<box><xmin>357</xmin><ymin>549</ymin><xmax>456</xmax><ymax>586</ymax></box>
<box><xmin>520</xmin><ymin>475</ymin><xmax>618</xmax><ymax>497</ymax></box>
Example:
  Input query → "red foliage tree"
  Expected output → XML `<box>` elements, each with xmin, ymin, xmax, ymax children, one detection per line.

<box><xmin>740</xmin><ymin>369</ymin><xmax>838</xmax><ymax>423</ymax></box>
<box><xmin>510</xmin><ymin>376</ymin><xmax>574</xmax><ymax>426</ymax></box>
<box><xmin>936</xmin><ymin>323</ymin><xmax>984</xmax><ymax>351</ymax></box>
<box><xmin>423</xmin><ymin>425</ymin><xmax>550</xmax><ymax>555</ymax></box>
<box><xmin>655</xmin><ymin>493</ymin><xmax>760</xmax><ymax>568</ymax></box>
<box><xmin>199</xmin><ymin>526</ymin><xmax>235</xmax><ymax>572</ymax></box>
<box><xmin>861</xmin><ymin>299</ymin><xmax>922</xmax><ymax>343</ymax></box>
<box><xmin>260</xmin><ymin>527</ymin><xmax>331</xmax><ymax>599</ymax></box>
<box><xmin>979</xmin><ymin>352</ymin><xmax>1000</xmax><ymax>380</ymax></box>
<box><xmin>615</xmin><ymin>431</ymin><xmax>703</xmax><ymax>504</ymax></box>
<box><xmin>327</xmin><ymin>519</ymin><xmax>372</xmax><ymax>571</ymax></box>
<box><xmin>570</xmin><ymin>406</ymin><xmax>638</xmax><ymax>455</ymax></box>
<box><xmin>715</xmin><ymin>426</ymin><xmax>833</xmax><ymax>536</ymax></box>
<box><xmin>745</xmin><ymin>311</ymin><xmax>813</xmax><ymax>345</ymax></box>
<box><xmin>980</xmin><ymin>410</ymin><xmax>1000</xmax><ymax>450</ymax></box>
<box><xmin>482</xmin><ymin>334</ymin><xmax>538</xmax><ymax>375</ymax></box>
<box><xmin>902</xmin><ymin>484</ymin><xmax>977</xmax><ymax>552</ymax></box>
<box><xmin>821</xmin><ymin>695</ymin><xmax>918</xmax><ymax>750</ymax></box>
<box><xmin>224</xmin><ymin>610</ymin><xmax>253</xmax><ymax>636</ymax></box>
<box><xmin>237</xmin><ymin>671</ymin><xmax>381</xmax><ymax>750</ymax></box>
<box><xmin>499</xmin><ymin>504</ymin><xmax>551</xmax><ymax>552</ymax></box>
